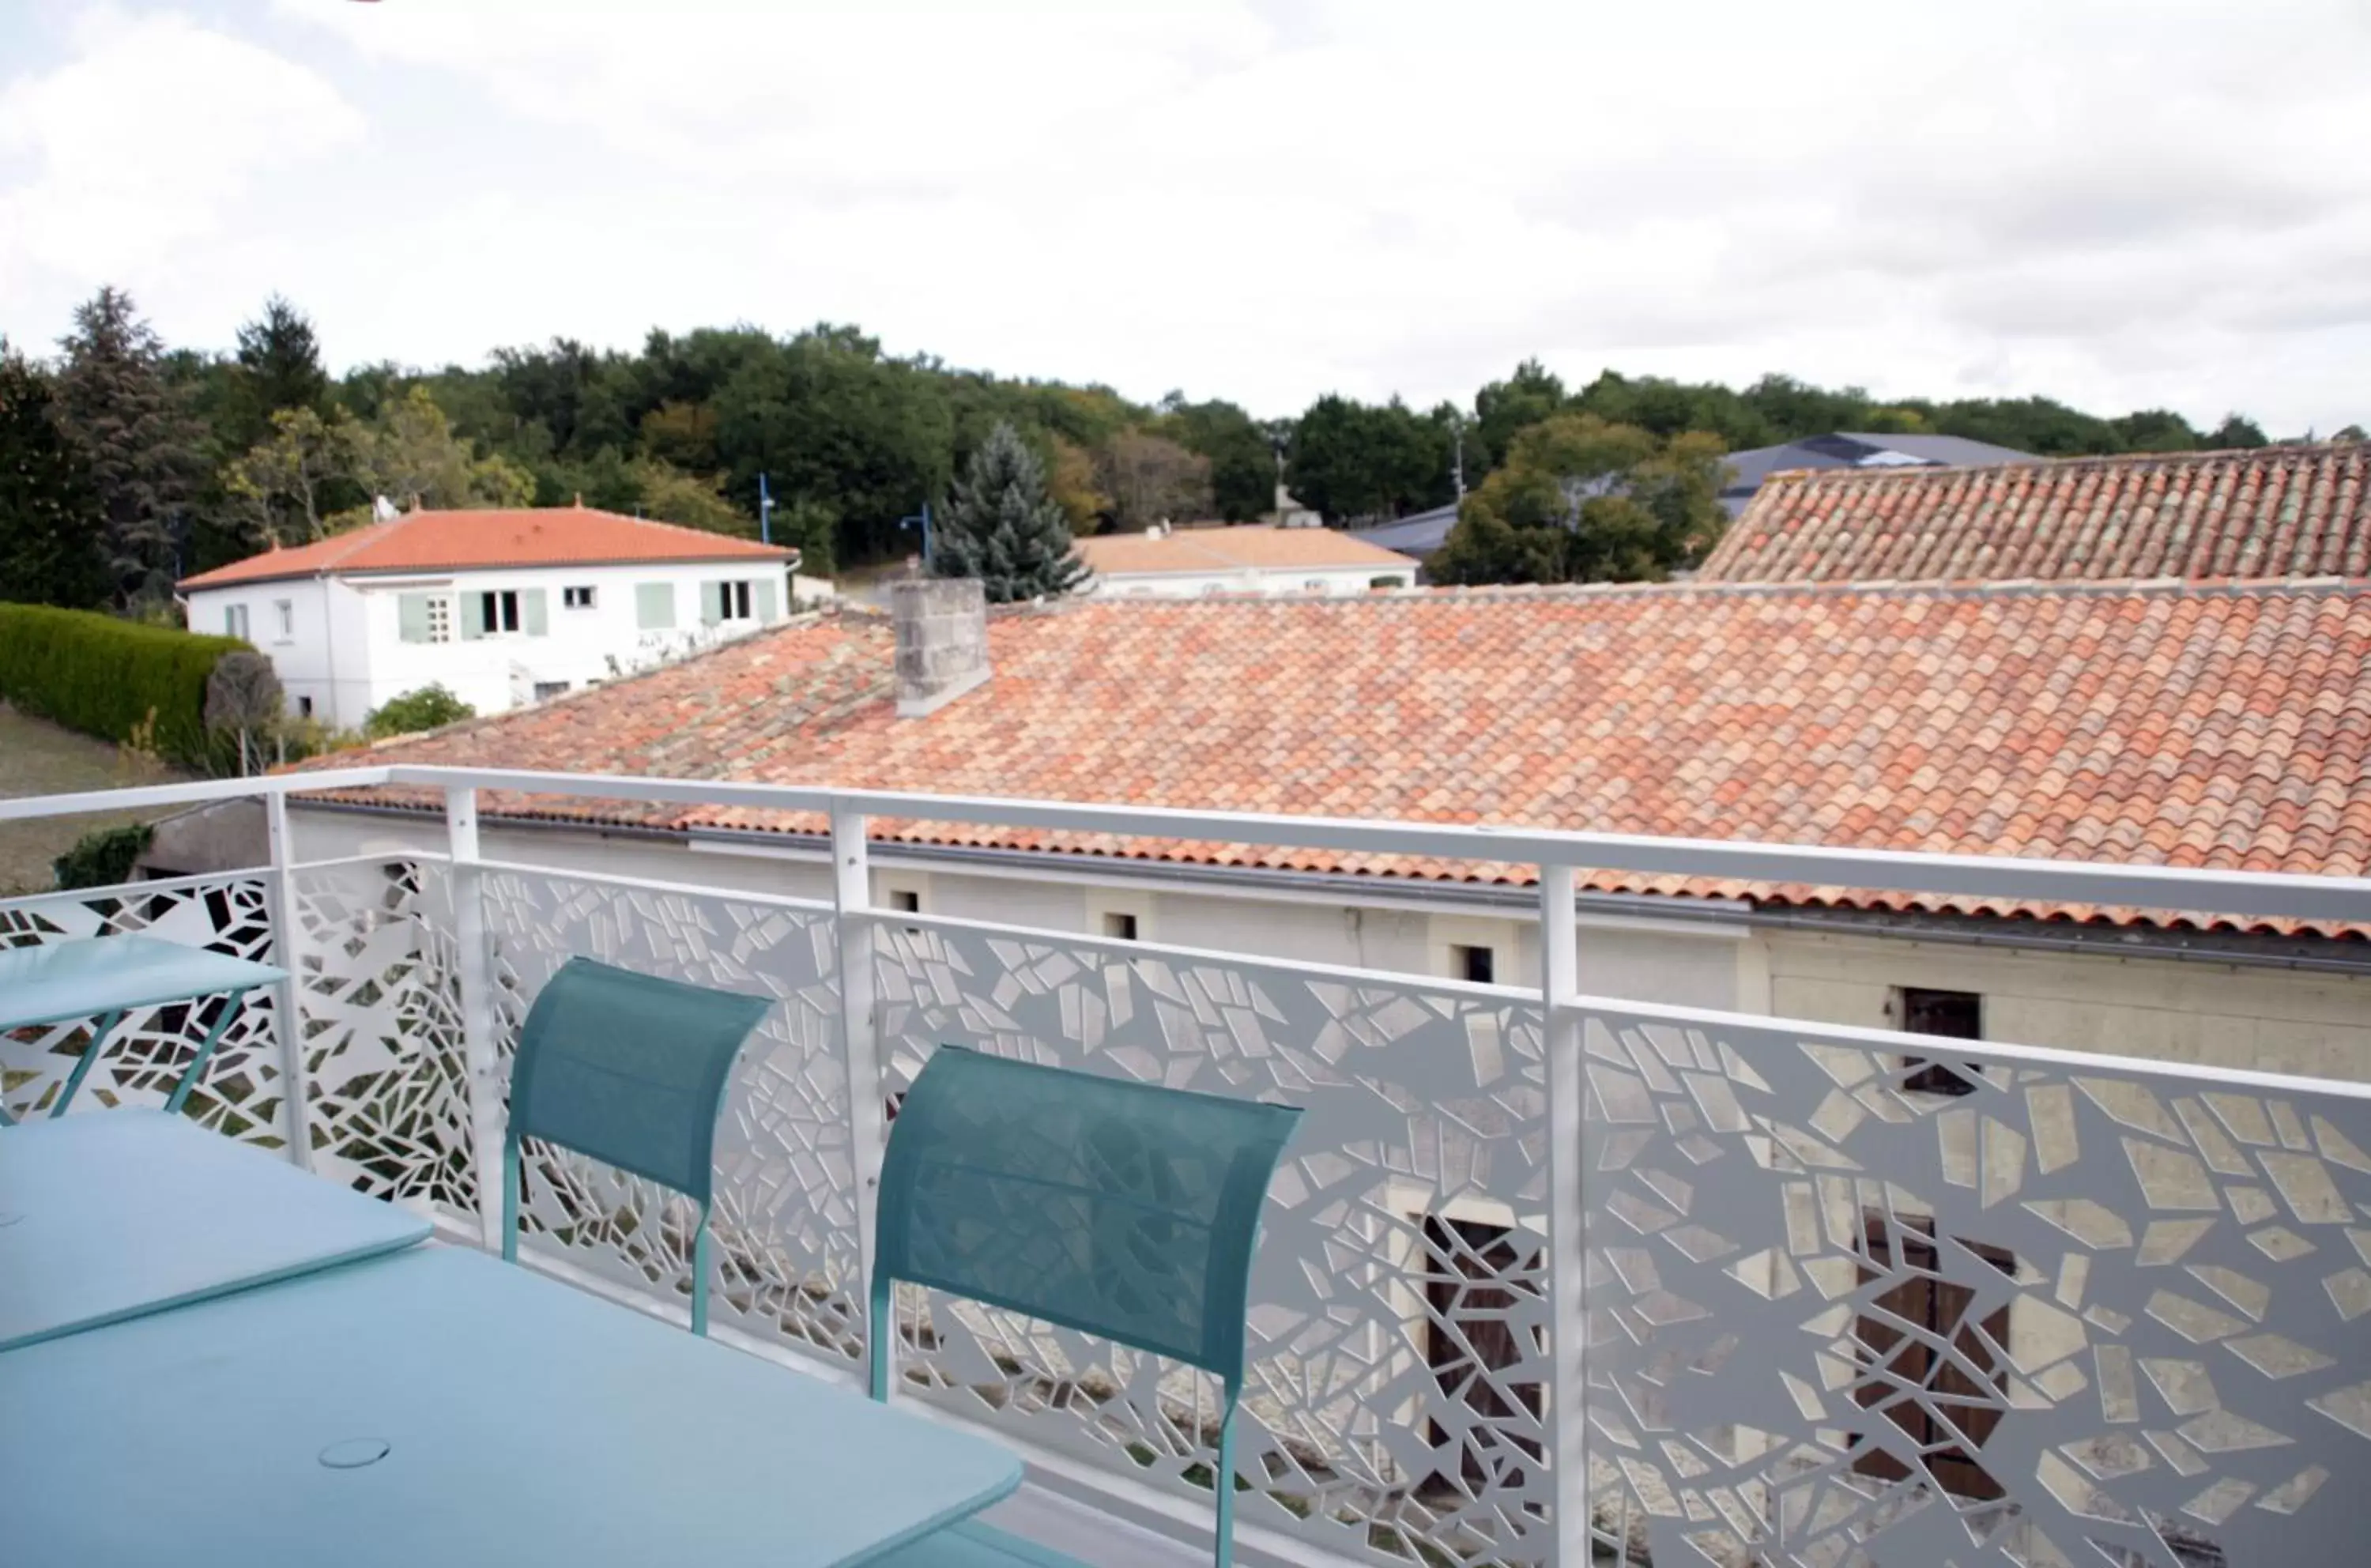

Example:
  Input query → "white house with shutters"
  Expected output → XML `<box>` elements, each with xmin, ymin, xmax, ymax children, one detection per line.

<box><xmin>177</xmin><ymin>504</ymin><xmax>797</xmax><ymax>731</ymax></box>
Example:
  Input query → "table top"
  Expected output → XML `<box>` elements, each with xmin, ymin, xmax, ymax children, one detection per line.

<box><xmin>1</xmin><ymin>1244</ymin><xmax>1024</xmax><ymax>1567</ymax></box>
<box><xmin>0</xmin><ymin>933</ymin><xmax>286</xmax><ymax>1031</ymax></box>
<box><xmin>0</xmin><ymin>1110</ymin><xmax>431</xmax><ymax>1354</ymax></box>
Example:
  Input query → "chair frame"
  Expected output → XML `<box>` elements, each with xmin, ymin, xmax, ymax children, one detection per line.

<box><xmin>496</xmin><ymin>957</ymin><xmax>769</xmax><ymax>1336</ymax></box>
<box><xmin>867</xmin><ymin>1047</ymin><xmax>1302</xmax><ymax>1568</ymax></box>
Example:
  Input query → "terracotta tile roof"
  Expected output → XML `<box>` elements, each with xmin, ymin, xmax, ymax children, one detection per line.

<box><xmin>1699</xmin><ymin>443</ymin><xmax>2371</xmax><ymax>584</ymax></box>
<box><xmin>302</xmin><ymin>582</ymin><xmax>2371</xmax><ymax>937</ymax></box>
<box><xmin>1076</xmin><ymin>525</ymin><xmax>1414</xmax><ymax>578</ymax></box>
<box><xmin>179</xmin><ymin>504</ymin><xmax>790</xmax><ymax>590</ymax></box>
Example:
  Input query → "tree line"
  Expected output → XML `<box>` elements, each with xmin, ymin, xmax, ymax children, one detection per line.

<box><xmin>4</xmin><ymin>285</ymin><xmax>2359</xmax><ymax>613</ymax></box>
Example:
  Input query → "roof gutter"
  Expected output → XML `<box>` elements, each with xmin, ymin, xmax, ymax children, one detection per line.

<box><xmin>296</xmin><ymin>797</ymin><xmax>2371</xmax><ymax>973</ymax></box>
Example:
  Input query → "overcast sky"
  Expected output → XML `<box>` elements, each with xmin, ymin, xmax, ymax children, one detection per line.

<box><xmin>4</xmin><ymin>1</ymin><xmax>2369</xmax><ymax>432</ymax></box>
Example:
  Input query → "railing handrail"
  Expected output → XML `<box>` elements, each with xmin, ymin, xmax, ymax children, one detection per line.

<box><xmin>2</xmin><ymin>761</ymin><xmax>2368</xmax><ymax>924</ymax></box>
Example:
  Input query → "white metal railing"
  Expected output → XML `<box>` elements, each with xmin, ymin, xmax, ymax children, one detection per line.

<box><xmin>6</xmin><ymin>769</ymin><xmax>2371</xmax><ymax>1568</ymax></box>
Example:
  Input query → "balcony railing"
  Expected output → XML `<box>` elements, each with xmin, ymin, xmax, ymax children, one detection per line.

<box><xmin>4</xmin><ymin>766</ymin><xmax>2369</xmax><ymax>1568</ymax></box>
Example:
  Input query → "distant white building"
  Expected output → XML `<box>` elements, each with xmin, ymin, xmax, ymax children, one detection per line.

<box><xmin>178</xmin><ymin>504</ymin><xmax>797</xmax><ymax>729</ymax></box>
<box><xmin>1073</xmin><ymin>524</ymin><xmax>1415</xmax><ymax>598</ymax></box>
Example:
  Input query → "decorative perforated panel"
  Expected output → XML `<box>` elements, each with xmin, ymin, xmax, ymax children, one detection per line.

<box><xmin>873</xmin><ymin>914</ymin><xmax>1557</xmax><ymax>1567</ymax></box>
<box><xmin>288</xmin><ymin>858</ymin><xmax>477</xmax><ymax>1217</ymax></box>
<box><xmin>0</xmin><ymin>874</ymin><xmax>281</xmax><ymax>1137</ymax></box>
<box><xmin>1577</xmin><ymin>1007</ymin><xmax>2371</xmax><ymax>1568</ymax></box>
<box><xmin>475</xmin><ymin>867</ymin><xmax>858</xmax><ymax>1362</ymax></box>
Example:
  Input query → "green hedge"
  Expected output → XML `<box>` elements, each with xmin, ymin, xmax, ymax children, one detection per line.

<box><xmin>0</xmin><ymin>604</ymin><xmax>251</xmax><ymax>767</ymax></box>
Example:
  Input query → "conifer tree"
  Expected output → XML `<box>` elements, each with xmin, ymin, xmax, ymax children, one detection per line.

<box><xmin>933</xmin><ymin>421</ymin><xmax>1087</xmax><ymax>602</ymax></box>
<box><xmin>0</xmin><ymin>342</ymin><xmax>105</xmax><ymax>607</ymax></box>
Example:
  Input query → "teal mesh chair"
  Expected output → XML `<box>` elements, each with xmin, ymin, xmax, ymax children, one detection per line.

<box><xmin>500</xmin><ymin>956</ymin><xmax>772</xmax><ymax>1336</ymax></box>
<box><xmin>869</xmin><ymin>1047</ymin><xmax>1303</xmax><ymax>1568</ymax></box>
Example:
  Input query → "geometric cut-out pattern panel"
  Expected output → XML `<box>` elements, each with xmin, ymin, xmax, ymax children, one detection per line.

<box><xmin>43</xmin><ymin>854</ymin><xmax>2366</xmax><ymax>1568</ymax></box>
<box><xmin>0</xmin><ymin>873</ymin><xmax>281</xmax><ymax>1139</ymax></box>
<box><xmin>874</xmin><ymin>914</ymin><xmax>1557</xmax><ymax>1568</ymax></box>
<box><xmin>1578</xmin><ymin>1005</ymin><xmax>2371</xmax><ymax>1568</ymax></box>
<box><xmin>474</xmin><ymin>868</ymin><xmax>858</xmax><ymax>1364</ymax></box>
<box><xmin>286</xmin><ymin>858</ymin><xmax>477</xmax><ymax>1216</ymax></box>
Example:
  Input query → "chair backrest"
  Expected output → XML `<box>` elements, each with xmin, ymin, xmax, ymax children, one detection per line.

<box><xmin>507</xmin><ymin>956</ymin><xmax>771</xmax><ymax>1206</ymax></box>
<box><xmin>873</xmin><ymin>1047</ymin><xmax>1303</xmax><ymax>1391</ymax></box>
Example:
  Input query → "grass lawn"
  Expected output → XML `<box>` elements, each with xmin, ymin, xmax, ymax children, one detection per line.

<box><xmin>0</xmin><ymin>703</ymin><xmax>189</xmax><ymax>897</ymax></box>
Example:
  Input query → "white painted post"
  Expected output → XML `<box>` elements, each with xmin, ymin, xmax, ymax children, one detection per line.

<box><xmin>832</xmin><ymin>807</ymin><xmax>888</xmax><ymax>1326</ymax></box>
<box><xmin>1540</xmin><ymin>864</ymin><xmax>1590</xmax><ymax>1567</ymax></box>
<box><xmin>444</xmin><ymin>786</ymin><xmax>504</xmax><ymax>1250</ymax></box>
<box><xmin>262</xmin><ymin>787</ymin><xmax>314</xmax><ymax>1169</ymax></box>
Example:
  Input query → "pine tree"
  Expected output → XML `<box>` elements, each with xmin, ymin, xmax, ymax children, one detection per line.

<box><xmin>225</xmin><ymin>294</ymin><xmax>332</xmax><ymax>453</ymax></box>
<box><xmin>933</xmin><ymin>422</ymin><xmax>1087</xmax><ymax>602</ymax></box>
<box><xmin>0</xmin><ymin>342</ymin><xmax>106</xmax><ymax>608</ymax></box>
<box><xmin>54</xmin><ymin>287</ymin><xmax>208</xmax><ymax>608</ymax></box>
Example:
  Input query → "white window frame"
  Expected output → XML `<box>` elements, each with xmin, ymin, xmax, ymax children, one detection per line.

<box><xmin>274</xmin><ymin>599</ymin><xmax>295</xmax><ymax>639</ymax></box>
<box><xmin>224</xmin><ymin>604</ymin><xmax>249</xmax><ymax>640</ymax></box>
<box><xmin>722</xmin><ymin>581</ymin><xmax>754</xmax><ymax>621</ymax></box>
<box><xmin>563</xmin><ymin>586</ymin><xmax>596</xmax><ymax>610</ymax></box>
<box><xmin>481</xmin><ymin>590</ymin><xmax>522</xmax><ymax>635</ymax></box>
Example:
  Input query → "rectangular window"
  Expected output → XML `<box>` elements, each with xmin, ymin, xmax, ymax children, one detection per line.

<box><xmin>1423</xmin><ymin>1215</ymin><xmax>1542</xmax><ymax>1491</ymax></box>
<box><xmin>1304</xmin><ymin>579</ymin><xmax>1328</xmax><ymax>594</ymax></box>
<box><xmin>1897</xmin><ymin>987</ymin><xmax>1981</xmax><ymax>1095</ymax></box>
<box><xmin>888</xmin><ymin>890</ymin><xmax>921</xmax><ymax>914</ymax></box>
<box><xmin>224</xmin><ymin>605</ymin><xmax>249</xmax><ymax>640</ymax></box>
<box><xmin>274</xmin><ymin>600</ymin><xmax>294</xmax><ymax>638</ymax></box>
<box><xmin>296</xmin><ymin>696</ymin><xmax>313</xmax><ymax>718</ymax></box>
<box><xmin>635</xmin><ymin>582</ymin><xmax>675</xmax><ymax>630</ymax></box>
<box><xmin>532</xmin><ymin>680</ymin><xmax>569</xmax><ymax>702</ymax></box>
<box><xmin>1853</xmin><ymin>1216</ymin><xmax>2012</xmax><ymax>1499</ymax></box>
<box><xmin>562</xmin><ymin>586</ymin><xmax>595</xmax><ymax>609</ymax></box>
<box><xmin>1452</xmin><ymin>944</ymin><xmax>1496</xmax><ymax>985</ymax></box>
<box><xmin>724</xmin><ymin>581</ymin><xmax>752</xmax><ymax>620</ymax></box>
<box><xmin>1101</xmin><ymin>911</ymin><xmax>1139</xmax><ymax>942</ymax></box>
<box><xmin>479</xmin><ymin>590</ymin><xmax>522</xmax><ymax>634</ymax></box>
<box><xmin>398</xmin><ymin>592</ymin><xmax>451</xmax><ymax>645</ymax></box>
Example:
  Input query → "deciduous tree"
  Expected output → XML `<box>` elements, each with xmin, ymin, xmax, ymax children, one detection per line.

<box><xmin>355</xmin><ymin>386</ymin><xmax>534</xmax><ymax>514</ymax></box>
<box><xmin>1431</xmin><ymin>413</ymin><xmax>1726</xmax><ymax>585</ymax></box>
<box><xmin>1095</xmin><ymin>431</ymin><xmax>1212</xmax><ymax>531</ymax></box>
<box><xmin>224</xmin><ymin>407</ymin><xmax>365</xmax><ymax>546</ymax></box>
<box><xmin>1285</xmin><ymin>395</ymin><xmax>1455</xmax><ymax>524</ymax></box>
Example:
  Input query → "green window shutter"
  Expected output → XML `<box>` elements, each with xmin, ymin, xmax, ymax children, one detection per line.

<box><xmin>753</xmin><ymin>578</ymin><xmax>778</xmax><ymax>622</ymax></box>
<box><xmin>461</xmin><ymin>593</ymin><xmax>487</xmax><ymax>640</ymax></box>
<box><xmin>700</xmin><ymin>582</ymin><xmax>724</xmax><ymax>627</ymax></box>
<box><xmin>397</xmin><ymin>593</ymin><xmax>431</xmax><ymax>643</ymax></box>
<box><xmin>635</xmin><ymin>582</ymin><xmax>674</xmax><ymax>630</ymax></box>
<box><xmin>522</xmin><ymin>588</ymin><xmax>549</xmax><ymax>636</ymax></box>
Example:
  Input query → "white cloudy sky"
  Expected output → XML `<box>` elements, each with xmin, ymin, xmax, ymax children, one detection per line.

<box><xmin>4</xmin><ymin>0</ymin><xmax>2369</xmax><ymax>432</ymax></box>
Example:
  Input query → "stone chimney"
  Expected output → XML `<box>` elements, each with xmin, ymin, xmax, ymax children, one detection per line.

<box><xmin>891</xmin><ymin>576</ymin><xmax>989</xmax><ymax>718</ymax></box>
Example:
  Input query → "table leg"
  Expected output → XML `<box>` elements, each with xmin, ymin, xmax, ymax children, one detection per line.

<box><xmin>48</xmin><ymin>1010</ymin><xmax>126</xmax><ymax>1118</ymax></box>
<box><xmin>165</xmin><ymin>990</ymin><xmax>247</xmax><ymax>1117</ymax></box>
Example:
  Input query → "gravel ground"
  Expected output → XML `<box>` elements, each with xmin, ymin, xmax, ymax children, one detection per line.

<box><xmin>0</xmin><ymin>703</ymin><xmax>187</xmax><ymax>896</ymax></box>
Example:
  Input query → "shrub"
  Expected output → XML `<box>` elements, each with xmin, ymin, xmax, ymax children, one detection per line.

<box><xmin>364</xmin><ymin>684</ymin><xmax>473</xmax><ymax>739</ymax></box>
<box><xmin>0</xmin><ymin>604</ymin><xmax>250</xmax><ymax>768</ymax></box>
<box><xmin>53</xmin><ymin>823</ymin><xmax>153</xmax><ymax>891</ymax></box>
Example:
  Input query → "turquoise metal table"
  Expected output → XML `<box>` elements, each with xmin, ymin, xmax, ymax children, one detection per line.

<box><xmin>0</xmin><ymin>1110</ymin><xmax>431</xmax><ymax>1353</ymax></box>
<box><xmin>1</xmin><ymin>1245</ymin><xmax>1024</xmax><ymax>1566</ymax></box>
<box><xmin>0</xmin><ymin>933</ymin><xmax>287</xmax><ymax>1123</ymax></box>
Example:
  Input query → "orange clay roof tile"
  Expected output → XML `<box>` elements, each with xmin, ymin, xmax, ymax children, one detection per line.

<box><xmin>1701</xmin><ymin>443</ymin><xmax>2371</xmax><ymax>585</ymax></box>
<box><xmin>179</xmin><ymin>504</ymin><xmax>789</xmax><ymax>590</ymax></box>
<box><xmin>300</xmin><ymin>581</ymin><xmax>2371</xmax><ymax>937</ymax></box>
